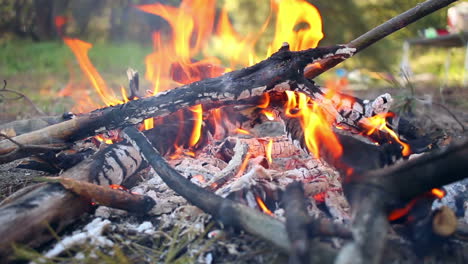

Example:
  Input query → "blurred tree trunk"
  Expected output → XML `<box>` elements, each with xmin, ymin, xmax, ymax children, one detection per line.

<box><xmin>32</xmin><ymin>0</ymin><xmax>63</xmax><ymax>40</ymax></box>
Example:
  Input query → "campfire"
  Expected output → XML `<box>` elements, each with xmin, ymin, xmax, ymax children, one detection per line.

<box><xmin>0</xmin><ymin>0</ymin><xmax>467</xmax><ymax>263</ymax></box>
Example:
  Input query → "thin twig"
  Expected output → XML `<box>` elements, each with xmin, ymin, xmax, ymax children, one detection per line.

<box><xmin>431</xmin><ymin>101</ymin><xmax>466</xmax><ymax>132</ymax></box>
<box><xmin>0</xmin><ymin>133</ymin><xmax>24</xmax><ymax>148</ymax></box>
<box><xmin>0</xmin><ymin>132</ymin><xmax>67</xmax><ymax>163</ymax></box>
<box><xmin>0</xmin><ymin>80</ymin><xmax>45</xmax><ymax>115</ymax></box>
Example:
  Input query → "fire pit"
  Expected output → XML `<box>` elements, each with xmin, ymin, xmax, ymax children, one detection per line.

<box><xmin>0</xmin><ymin>0</ymin><xmax>467</xmax><ymax>263</ymax></box>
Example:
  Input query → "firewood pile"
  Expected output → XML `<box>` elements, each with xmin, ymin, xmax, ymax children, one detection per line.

<box><xmin>0</xmin><ymin>0</ymin><xmax>467</xmax><ymax>263</ymax></box>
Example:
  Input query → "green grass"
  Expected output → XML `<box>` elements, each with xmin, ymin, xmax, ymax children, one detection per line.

<box><xmin>12</xmin><ymin>221</ymin><xmax>219</xmax><ymax>264</ymax></box>
<box><xmin>0</xmin><ymin>40</ymin><xmax>151</xmax><ymax>78</ymax></box>
<box><xmin>0</xmin><ymin>40</ymin><xmax>152</xmax><ymax>116</ymax></box>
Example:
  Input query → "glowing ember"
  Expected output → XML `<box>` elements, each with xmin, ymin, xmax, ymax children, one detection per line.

<box><xmin>109</xmin><ymin>184</ymin><xmax>129</xmax><ymax>191</ymax></box>
<box><xmin>235</xmin><ymin>128</ymin><xmax>251</xmax><ymax>135</ymax></box>
<box><xmin>192</xmin><ymin>174</ymin><xmax>206</xmax><ymax>183</ymax></box>
<box><xmin>313</xmin><ymin>192</ymin><xmax>326</xmax><ymax>203</ymax></box>
<box><xmin>262</xmin><ymin>110</ymin><xmax>276</xmax><ymax>121</ymax></box>
<box><xmin>431</xmin><ymin>188</ymin><xmax>446</xmax><ymax>199</ymax></box>
<box><xmin>95</xmin><ymin>135</ymin><xmax>113</xmax><ymax>145</ymax></box>
<box><xmin>255</xmin><ymin>195</ymin><xmax>274</xmax><ymax>216</ymax></box>
<box><xmin>284</xmin><ymin>91</ymin><xmax>343</xmax><ymax>159</ymax></box>
<box><xmin>364</xmin><ymin>113</ymin><xmax>411</xmax><ymax>156</ymax></box>
<box><xmin>143</xmin><ymin>118</ymin><xmax>154</xmax><ymax>131</ymax></box>
<box><xmin>265</xmin><ymin>139</ymin><xmax>273</xmax><ymax>164</ymax></box>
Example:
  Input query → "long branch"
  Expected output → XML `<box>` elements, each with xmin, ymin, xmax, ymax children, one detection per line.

<box><xmin>305</xmin><ymin>0</ymin><xmax>458</xmax><ymax>78</ymax></box>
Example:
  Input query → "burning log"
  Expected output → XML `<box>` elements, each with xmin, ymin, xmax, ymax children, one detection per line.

<box><xmin>0</xmin><ymin>143</ymin><xmax>144</xmax><ymax>260</ymax></box>
<box><xmin>0</xmin><ymin>45</ymin><xmax>356</xmax><ymax>164</ymax></box>
<box><xmin>337</xmin><ymin>141</ymin><xmax>468</xmax><ymax>264</ymax></box>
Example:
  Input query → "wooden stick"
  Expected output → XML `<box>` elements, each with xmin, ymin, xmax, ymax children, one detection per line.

<box><xmin>206</xmin><ymin>139</ymin><xmax>249</xmax><ymax>191</ymax></box>
<box><xmin>38</xmin><ymin>176</ymin><xmax>155</xmax><ymax>213</ymax></box>
<box><xmin>304</xmin><ymin>0</ymin><xmax>459</xmax><ymax>79</ymax></box>
<box><xmin>282</xmin><ymin>181</ymin><xmax>311</xmax><ymax>264</ymax></box>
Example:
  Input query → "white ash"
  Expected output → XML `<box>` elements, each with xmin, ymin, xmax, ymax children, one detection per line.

<box><xmin>325</xmin><ymin>191</ymin><xmax>351</xmax><ymax>224</ymax></box>
<box><xmin>173</xmin><ymin>155</ymin><xmax>223</xmax><ymax>182</ymax></box>
<box><xmin>136</xmin><ymin>221</ymin><xmax>155</xmax><ymax>234</ymax></box>
<box><xmin>432</xmin><ymin>178</ymin><xmax>468</xmax><ymax>219</ymax></box>
<box><xmin>43</xmin><ymin>218</ymin><xmax>113</xmax><ymax>258</ymax></box>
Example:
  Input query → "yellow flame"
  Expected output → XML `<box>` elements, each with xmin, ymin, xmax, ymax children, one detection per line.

<box><xmin>256</xmin><ymin>195</ymin><xmax>274</xmax><ymax>216</ymax></box>
<box><xmin>364</xmin><ymin>113</ymin><xmax>411</xmax><ymax>156</ymax></box>
<box><xmin>265</xmin><ymin>139</ymin><xmax>273</xmax><ymax>164</ymax></box>
<box><xmin>284</xmin><ymin>91</ymin><xmax>343</xmax><ymax>159</ymax></box>
<box><xmin>189</xmin><ymin>104</ymin><xmax>203</xmax><ymax>147</ymax></box>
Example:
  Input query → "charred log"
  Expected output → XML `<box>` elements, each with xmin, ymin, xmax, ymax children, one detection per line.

<box><xmin>0</xmin><ymin>143</ymin><xmax>144</xmax><ymax>261</ymax></box>
<box><xmin>0</xmin><ymin>45</ymin><xmax>355</xmax><ymax>164</ymax></box>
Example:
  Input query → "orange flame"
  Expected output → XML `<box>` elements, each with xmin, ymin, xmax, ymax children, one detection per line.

<box><xmin>192</xmin><ymin>174</ymin><xmax>206</xmax><ymax>183</ymax></box>
<box><xmin>364</xmin><ymin>113</ymin><xmax>411</xmax><ymax>156</ymax></box>
<box><xmin>235</xmin><ymin>153</ymin><xmax>251</xmax><ymax>178</ymax></box>
<box><xmin>265</xmin><ymin>139</ymin><xmax>273</xmax><ymax>164</ymax></box>
<box><xmin>388</xmin><ymin>188</ymin><xmax>446</xmax><ymax>221</ymax></box>
<box><xmin>431</xmin><ymin>188</ymin><xmax>446</xmax><ymax>199</ymax></box>
<box><xmin>188</xmin><ymin>104</ymin><xmax>203</xmax><ymax>147</ymax></box>
<box><xmin>268</xmin><ymin>0</ymin><xmax>323</xmax><ymax>54</ymax></box>
<box><xmin>255</xmin><ymin>195</ymin><xmax>274</xmax><ymax>216</ymax></box>
<box><xmin>235</xmin><ymin>128</ymin><xmax>251</xmax><ymax>135</ymax></box>
<box><xmin>95</xmin><ymin>135</ymin><xmax>113</xmax><ymax>145</ymax></box>
<box><xmin>262</xmin><ymin>110</ymin><xmax>275</xmax><ymax>121</ymax></box>
<box><xmin>284</xmin><ymin>91</ymin><xmax>343</xmax><ymax>159</ymax></box>
<box><xmin>60</xmin><ymin>0</ymin><xmax>325</xmax><ymax>153</ymax></box>
<box><xmin>63</xmin><ymin>38</ymin><xmax>125</xmax><ymax>108</ymax></box>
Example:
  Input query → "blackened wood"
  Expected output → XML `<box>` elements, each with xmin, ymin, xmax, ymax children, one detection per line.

<box><xmin>362</xmin><ymin>140</ymin><xmax>468</xmax><ymax>203</ymax></box>
<box><xmin>0</xmin><ymin>45</ymin><xmax>351</xmax><ymax>163</ymax></box>
<box><xmin>283</xmin><ymin>116</ymin><xmax>402</xmax><ymax>172</ymax></box>
<box><xmin>0</xmin><ymin>143</ymin><xmax>143</xmax><ymax>261</ymax></box>
<box><xmin>305</xmin><ymin>0</ymin><xmax>459</xmax><ymax>79</ymax></box>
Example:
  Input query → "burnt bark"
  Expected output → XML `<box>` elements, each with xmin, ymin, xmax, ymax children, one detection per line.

<box><xmin>0</xmin><ymin>143</ymin><xmax>144</xmax><ymax>261</ymax></box>
<box><xmin>0</xmin><ymin>45</ymin><xmax>353</xmax><ymax>164</ymax></box>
